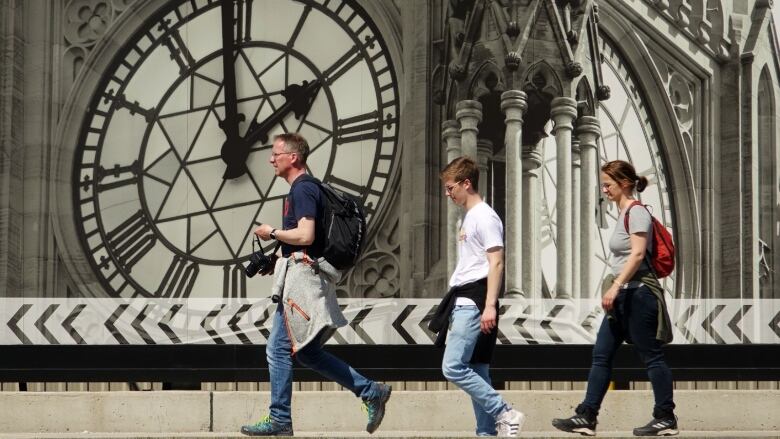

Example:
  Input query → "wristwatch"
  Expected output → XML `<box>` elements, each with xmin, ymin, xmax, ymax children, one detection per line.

<box><xmin>270</xmin><ymin>229</ymin><xmax>277</xmax><ymax>240</ymax></box>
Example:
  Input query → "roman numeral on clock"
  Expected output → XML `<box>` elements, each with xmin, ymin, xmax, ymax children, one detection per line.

<box><xmin>157</xmin><ymin>256</ymin><xmax>199</xmax><ymax>298</ymax></box>
<box><xmin>236</xmin><ymin>0</ymin><xmax>254</xmax><ymax>42</ymax></box>
<box><xmin>157</xmin><ymin>18</ymin><xmax>196</xmax><ymax>74</ymax></box>
<box><xmin>223</xmin><ymin>264</ymin><xmax>247</xmax><ymax>298</ymax></box>
<box><xmin>97</xmin><ymin>210</ymin><xmax>157</xmax><ymax>276</ymax></box>
<box><xmin>96</xmin><ymin>161</ymin><xmax>140</xmax><ymax>193</ymax></box>
<box><xmin>323</xmin><ymin>35</ymin><xmax>376</xmax><ymax>85</ymax></box>
<box><xmin>103</xmin><ymin>90</ymin><xmax>156</xmax><ymax>122</ymax></box>
<box><xmin>336</xmin><ymin>111</ymin><xmax>396</xmax><ymax>144</ymax></box>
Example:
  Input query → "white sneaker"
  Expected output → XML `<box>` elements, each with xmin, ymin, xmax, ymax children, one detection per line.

<box><xmin>496</xmin><ymin>408</ymin><xmax>525</xmax><ymax>437</ymax></box>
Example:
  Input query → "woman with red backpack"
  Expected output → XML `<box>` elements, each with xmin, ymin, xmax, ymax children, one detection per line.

<box><xmin>551</xmin><ymin>160</ymin><xmax>678</xmax><ymax>437</ymax></box>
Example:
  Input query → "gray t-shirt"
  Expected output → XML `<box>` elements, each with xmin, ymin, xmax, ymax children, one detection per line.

<box><xmin>609</xmin><ymin>204</ymin><xmax>654</xmax><ymax>276</ymax></box>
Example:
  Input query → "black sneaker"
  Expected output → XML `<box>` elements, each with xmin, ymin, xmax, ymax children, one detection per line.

<box><xmin>240</xmin><ymin>415</ymin><xmax>293</xmax><ymax>436</ymax></box>
<box><xmin>633</xmin><ymin>416</ymin><xmax>679</xmax><ymax>436</ymax></box>
<box><xmin>363</xmin><ymin>383</ymin><xmax>392</xmax><ymax>434</ymax></box>
<box><xmin>552</xmin><ymin>407</ymin><xmax>597</xmax><ymax>436</ymax></box>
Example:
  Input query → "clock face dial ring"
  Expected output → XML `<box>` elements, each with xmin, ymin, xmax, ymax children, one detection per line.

<box><xmin>72</xmin><ymin>0</ymin><xmax>399</xmax><ymax>298</ymax></box>
<box><xmin>539</xmin><ymin>35</ymin><xmax>674</xmax><ymax>297</ymax></box>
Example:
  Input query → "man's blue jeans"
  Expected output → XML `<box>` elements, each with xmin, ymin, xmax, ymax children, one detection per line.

<box><xmin>266</xmin><ymin>301</ymin><xmax>383</xmax><ymax>425</ymax></box>
<box><xmin>582</xmin><ymin>285</ymin><xmax>675</xmax><ymax>418</ymax></box>
<box><xmin>442</xmin><ymin>305</ymin><xmax>506</xmax><ymax>436</ymax></box>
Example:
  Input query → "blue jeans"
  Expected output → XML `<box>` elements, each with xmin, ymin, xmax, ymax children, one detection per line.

<box><xmin>442</xmin><ymin>305</ymin><xmax>505</xmax><ymax>436</ymax></box>
<box><xmin>582</xmin><ymin>285</ymin><xmax>675</xmax><ymax>418</ymax></box>
<box><xmin>266</xmin><ymin>301</ymin><xmax>383</xmax><ymax>425</ymax></box>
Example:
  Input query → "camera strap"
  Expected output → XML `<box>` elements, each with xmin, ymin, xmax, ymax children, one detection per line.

<box><xmin>253</xmin><ymin>236</ymin><xmax>281</xmax><ymax>255</ymax></box>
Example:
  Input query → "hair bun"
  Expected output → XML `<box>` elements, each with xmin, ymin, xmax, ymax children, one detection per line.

<box><xmin>636</xmin><ymin>176</ymin><xmax>649</xmax><ymax>192</ymax></box>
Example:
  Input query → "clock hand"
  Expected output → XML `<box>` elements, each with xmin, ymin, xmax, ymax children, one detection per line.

<box><xmin>218</xmin><ymin>0</ymin><xmax>246</xmax><ymax>173</ymax></box>
<box><xmin>222</xmin><ymin>78</ymin><xmax>321</xmax><ymax>179</ymax></box>
<box><xmin>243</xmin><ymin>79</ymin><xmax>322</xmax><ymax>145</ymax></box>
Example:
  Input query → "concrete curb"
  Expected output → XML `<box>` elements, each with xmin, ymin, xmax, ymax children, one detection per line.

<box><xmin>0</xmin><ymin>390</ymin><xmax>778</xmax><ymax>434</ymax></box>
<box><xmin>1</xmin><ymin>433</ymin><xmax>779</xmax><ymax>439</ymax></box>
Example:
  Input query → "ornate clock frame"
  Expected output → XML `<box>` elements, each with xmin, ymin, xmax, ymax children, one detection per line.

<box><xmin>52</xmin><ymin>0</ymin><xmax>405</xmax><ymax>299</ymax></box>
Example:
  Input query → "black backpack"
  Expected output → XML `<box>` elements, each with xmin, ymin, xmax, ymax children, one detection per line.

<box><xmin>302</xmin><ymin>176</ymin><xmax>367</xmax><ymax>270</ymax></box>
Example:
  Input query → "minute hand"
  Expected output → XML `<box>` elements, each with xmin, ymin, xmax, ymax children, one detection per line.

<box><xmin>243</xmin><ymin>79</ymin><xmax>322</xmax><ymax>146</ymax></box>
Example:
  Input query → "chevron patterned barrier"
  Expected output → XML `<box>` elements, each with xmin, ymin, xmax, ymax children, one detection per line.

<box><xmin>1</xmin><ymin>298</ymin><xmax>779</xmax><ymax>345</ymax></box>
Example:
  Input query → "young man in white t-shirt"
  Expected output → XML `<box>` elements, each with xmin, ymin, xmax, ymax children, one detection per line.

<box><xmin>431</xmin><ymin>156</ymin><xmax>525</xmax><ymax>437</ymax></box>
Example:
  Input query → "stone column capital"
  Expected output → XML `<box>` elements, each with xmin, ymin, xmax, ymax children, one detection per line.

<box><xmin>550</xmin><ymin>97</ymin><xmax>578</xmax><ymax>133</ymax></box>
<box><xmin>442</xmin><ymin>120</ymin><xmax>461</xmax><ymax>158</ymax></box>
<box><xmin>575</xmin><ymin>115</ymin><xmax>601</xmax><ymax>150</ymax></box>
<box><xmin>456</xmin><ymin>100</ymin><xmax>483</xmax><ymax>132</ymax></box>
<box><xmin>477</xmin><ymin>138</ymin><xmax>493</xmax><ymax>155</ymax></box>
<box><xmin>572</xmin><ymin>139</ymin><xmax>582</xmax><ymax>166</ymax></box>
<box><xmin>442</xmin><ymin>120</ymin><xmax>461</xmax><ymax>141</ymax></box>
<box><xmin>522</xmin><ymin>144</ymin><xmax>542</xmax><ymax>171</ymax></box>
<box><xmin>575</xmin><ymin>115</ymin><xmax>601</xmax><ymax>135</ymax></box>
<box><xmin>500</xmin><ymin>90</ymin><xmax>528</xmax><ymax>122</ymax></box>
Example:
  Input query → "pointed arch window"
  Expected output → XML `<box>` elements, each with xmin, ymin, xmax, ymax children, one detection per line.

<box><xmin>757</xmin><ymin>66</ymin><xmax>777</xmax><ymax>298</ymax></box>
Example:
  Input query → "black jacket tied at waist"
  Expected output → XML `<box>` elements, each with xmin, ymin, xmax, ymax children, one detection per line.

<box><xmin>427</xmin><ymin>278</ymin><xmax>498</xmax><ymax>364</ymax></box>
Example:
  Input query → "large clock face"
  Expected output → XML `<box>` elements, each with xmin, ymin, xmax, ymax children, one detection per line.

<box><xmin>73</xmin><ymin>0</ymin><xmax>399</xmax><ymax>298</ymax></box>
<box><xmin>540</xmin><ymin>35</ymin><xmax>675</xmax><ymax>298</ymax></box>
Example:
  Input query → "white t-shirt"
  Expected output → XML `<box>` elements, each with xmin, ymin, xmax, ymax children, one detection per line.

<box><xmin>449</xmin><ymin>202</ymin><xmax>505</xmax><ymax>290</ymax></box>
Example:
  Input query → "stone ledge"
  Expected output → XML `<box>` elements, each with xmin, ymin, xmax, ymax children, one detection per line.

<box><xmin>0</xmin><ymin>390</ymin><xmax>777</xmax><ymax>434</ymax></box>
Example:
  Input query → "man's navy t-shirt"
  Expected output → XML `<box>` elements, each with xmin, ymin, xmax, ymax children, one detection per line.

<box><xmin>282</xmin><ymin>174</ymin><xmax>325</xmax><ymax>258</ymax></box>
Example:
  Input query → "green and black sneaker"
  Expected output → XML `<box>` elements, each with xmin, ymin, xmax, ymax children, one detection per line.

<box><xmin>240</xmin><ymin>415</ymin><xmax>293</xmax><ymax>436</ymax></box>
<box><xmin>362</xmin><ymin>383</ymin><xmax>392</xmax><ymax>434</ymax></box>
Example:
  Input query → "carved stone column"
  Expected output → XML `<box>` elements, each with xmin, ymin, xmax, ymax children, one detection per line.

<box><xmin>456</xmin><ymin>100</ymin><xmax>482</xmax><ymax>160</ymax></box>
<box><xmin>501</xmin><ymin>90</ymin><xmax>528</xmax><ymax>295</ymax></box>
<box><xmin>442</xmin><ymin>120</ymin><xmax>462</xmax><ymax>277</ymax></box>
<box><xmin>572</xmin><ymin>139</ymin><xmax>582</xmax><ymax>299</ymax></box>
<box><xmin>476</xmin><ymin>138</ymin><xmax>492</xmax><ymax>199</ymax></box>
<box><xmin>522</xmin><ymin>143</ymin><xmax>543</xmax><ymax>299</ymax></box>
<box><xmin>550</xmin><ymin>97</ymin><xmax>577</xmax><ymax>298</ymax></box>
<box><xmin>0</xmin><ymin>0</ymin><xmax>25</xmax><ymax>296</ymax></box>
<box><xmin>576</xmin><ymin>116</ymin><xmax>601</xmax><ymax>298</ymax></box>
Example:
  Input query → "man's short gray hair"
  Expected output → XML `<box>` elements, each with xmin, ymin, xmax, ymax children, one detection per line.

<box><xmin>274</xmin><ymin>133</ymin><xmax>310</xmax><ymax>164</ymax></box>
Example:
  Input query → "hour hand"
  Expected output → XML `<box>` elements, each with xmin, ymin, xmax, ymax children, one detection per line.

<box><xmin>221</xmin><ymin>79</ymin><xmax>321</xmax><ymax>180</ymax></box>
<box><xmin>244</xmin><ymin>79</ymin><xmax>322</xmax><ymax>145</ymax></box>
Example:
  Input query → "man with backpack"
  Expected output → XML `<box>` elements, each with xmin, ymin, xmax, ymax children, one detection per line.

<box><xmin>241</xmin><ymin>133</ymin><xmax>391</xmax><ymax>436</ymax></box>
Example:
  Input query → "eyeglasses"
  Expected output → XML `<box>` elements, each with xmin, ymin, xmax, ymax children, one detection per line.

<box><xmin>600</xmin><ymin>182</ymin><xmax>615</xmax><ymax>190</ymax></box>
<box><xmin>271</xmin><ymin>151</ymin><xmax>294</xmax><ymax>159</ymax></box>
<box><xmin>445</xmin><ymin>180</ymin><xmax>464</xmax><ymax>194</ymax></box>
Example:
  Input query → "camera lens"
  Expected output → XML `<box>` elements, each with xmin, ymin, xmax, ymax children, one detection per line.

<box><xmin>245</xmin><ymin>251</ymin><xmax>272</xmax><ymax>278</ymax></box>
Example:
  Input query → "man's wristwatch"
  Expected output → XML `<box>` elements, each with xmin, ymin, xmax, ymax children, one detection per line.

<box><xmin>270</xmin><ymin>229</ymin><xmax>277</xmax><ymax>240</ymax></box>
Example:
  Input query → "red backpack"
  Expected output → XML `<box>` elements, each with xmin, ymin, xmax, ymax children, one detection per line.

<box><xmin>624</xmin><ymin>201</ymin><xmax>675</xmax><ymax>278</ymax></box>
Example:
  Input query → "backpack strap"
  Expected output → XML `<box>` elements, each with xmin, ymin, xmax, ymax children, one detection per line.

<box><xmin>288</xmin><ymin>173</ymin><xmax>324</xmax><ymax>213</ymax></box>
<box><xmin>623</xmin><ymin>200</ymin><xmax>644</xmax><ymax>233</ymax></box>
<box><xmin>286</xmin><ymin>174</ymin><xmax>325</xmax><ymax>257</ymax></box>
<box><xmin>622</xmin><ymin>200</ymin><xmax>658</xmax><ymax>278</ymax></box>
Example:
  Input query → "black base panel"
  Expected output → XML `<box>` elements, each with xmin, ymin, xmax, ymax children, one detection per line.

<box><xmin>1</xmin><ymin>344</ymin><xmax>779</xmax><ymax>382</ymax></box>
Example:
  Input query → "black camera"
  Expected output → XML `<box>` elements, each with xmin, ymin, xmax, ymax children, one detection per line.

<box><xmin>245</xmin><ymin>235</ymin><xmax>279</xmax><ymax>278</ymax></box>
<box><xmin>245</xmin><ymin>250</ymin><xmax>274</xmax><ymax>278</ymax></box>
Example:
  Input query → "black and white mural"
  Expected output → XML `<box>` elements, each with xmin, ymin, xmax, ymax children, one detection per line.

<box><xmin>1</xmin><ymin>0</ymin><xmax>780</xmax><ymax>347</ymax></box>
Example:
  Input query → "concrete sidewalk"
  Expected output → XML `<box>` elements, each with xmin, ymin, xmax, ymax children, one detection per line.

<box><xmin>1</xmin><ymin>390</ymin><xmax>778</xmax><ymax>436</ymax></box>
<box><xmin>1</xmin><ymin>433</ymin><xmax>779</xmax><ymax>438</ymax></box>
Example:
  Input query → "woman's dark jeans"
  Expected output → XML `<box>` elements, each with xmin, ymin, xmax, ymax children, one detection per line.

<box><xmin>581</xmin><ymin>285</ymin><xmax>675</xmax><ymax>419</ymax></box>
